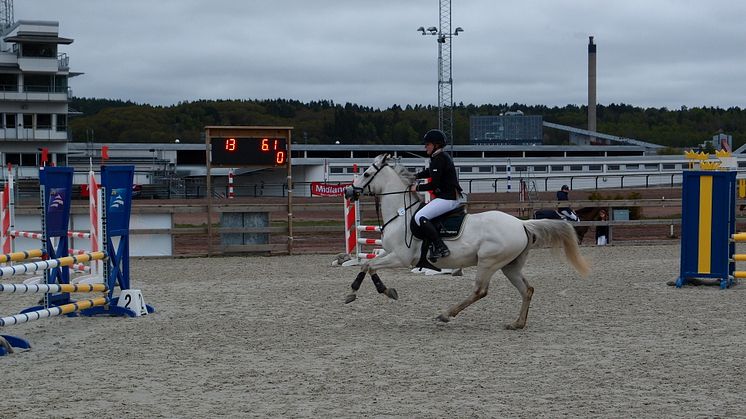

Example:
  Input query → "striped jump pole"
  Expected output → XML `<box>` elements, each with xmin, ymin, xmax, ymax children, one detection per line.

<box><xmin>228</xmin><ymin>169</ymin><xmax>235</xmax><ymax>198</ymax></box>
<box><xmin>0</xmin><ymin>251</ymin><xmax>106</xmax><ymax>277</ymax></box>
<box><xmin>342</xmin><ymin>191</ymin><xmax>385</xmax><ymax>265</ymax></box>
<box><xmin>71</xmin><ymin>263</ymin><xmax>90</xmax><ymax>273</ymax></box>
<box><xmin>0</xmin><ymin>297</ymin><xmax>109</xmax><ymax>327</ymax></box>
<box><xmin>9</xmin><ymin>230</ymin><xmax>90</xmax><ymax>240</ymax></box>
<box><xmin>355</xmin><ymin>225</ymin><xmax>384</xmax><ymax>261</ymax></box>
<box><xmin>0</xmin><ymin>283</ymin><xmax>107</xmax><ymax>294</ymax></box>
<box><xmin>0</xmin><ymin>249</ymin><xmax>44</xmax><ymax>264</ymax></box>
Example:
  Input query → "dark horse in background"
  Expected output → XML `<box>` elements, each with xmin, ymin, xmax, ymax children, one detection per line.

<box><xmin>533</xmin><ymin>207</ymin><xmax>603</xmax><ymax>244</ymax></box>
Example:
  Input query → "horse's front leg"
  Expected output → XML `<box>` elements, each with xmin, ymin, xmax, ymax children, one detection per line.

<box><xmin>344</xmin><ymin>252</ymin><xmax>403</xmax><ymax>304</ymax></box>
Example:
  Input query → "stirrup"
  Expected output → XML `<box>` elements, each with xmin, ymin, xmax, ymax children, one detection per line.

<box><xmin>428</xmin><ymin>242</ymin><xmax>450</xmax><ymax>262</ymax></box>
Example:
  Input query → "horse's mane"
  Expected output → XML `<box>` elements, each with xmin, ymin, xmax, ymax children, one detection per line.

<box><xmin>391</xmin><ymin>162</ymin><xmax>416</xmax><ymax>185</ymax></box>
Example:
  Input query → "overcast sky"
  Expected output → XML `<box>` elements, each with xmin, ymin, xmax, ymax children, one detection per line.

<box><xmin>15</xmin><ymin>1</ymin><xmax>746</xmax><ymax>109</ymax></box>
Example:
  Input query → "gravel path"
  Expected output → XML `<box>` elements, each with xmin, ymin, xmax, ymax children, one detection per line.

<box><xmin>1</xmin><ymin>244</ymin><xmax>744</xmax><ymax>418</ymax></box>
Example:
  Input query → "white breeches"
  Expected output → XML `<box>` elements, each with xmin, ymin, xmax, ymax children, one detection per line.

<box><xmin>414</xmin><ymin>198</ymin><xmax>461</xmax><ymax>225</ymax></box>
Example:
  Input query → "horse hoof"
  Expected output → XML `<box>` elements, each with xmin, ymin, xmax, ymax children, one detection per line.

<box><xmin>384</xmin><ymin>288</ymin><xmax>398</xmax><ymax>300</ymax></box>
<box><xmin>344</xmin><ymin>294</ymin><xmax>357</xmax><ymax>304</ymax></box>
<box><xmin>504</xmin><ymin>323</ymin><xmax>524</xmax><ymax>330</ymax></box>
<box><xmin>436</xmin><ymin>314</ymin><xmax>450</xmax><ymax>323</ymax></box>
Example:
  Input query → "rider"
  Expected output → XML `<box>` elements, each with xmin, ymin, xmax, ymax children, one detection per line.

<box><xmin>409</xmin><ymin>129</ymin><xmax>462</xmax><ymax>261</ymax></box>
<box><xmin>557</xmin><ymin>185</ymin><xmax>579</xmax><ymax>221</ymax></box>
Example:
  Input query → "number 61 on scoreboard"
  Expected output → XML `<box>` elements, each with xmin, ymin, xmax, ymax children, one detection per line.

<box><xmin>210</xmin><ymin>137</ymin><xmax>288</xmax><ymax>167</ymax></box>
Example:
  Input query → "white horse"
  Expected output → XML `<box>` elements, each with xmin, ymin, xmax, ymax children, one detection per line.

<box><xmin>344</xmin><ymin>153</ymin><xmax>590</xmax><ymax>329</ymax></box>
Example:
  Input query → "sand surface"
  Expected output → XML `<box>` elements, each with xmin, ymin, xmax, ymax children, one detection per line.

<box><xmin>1</xmin><ymin>244</ymin><xmax>745</xmax><ymax>418</ymax></box>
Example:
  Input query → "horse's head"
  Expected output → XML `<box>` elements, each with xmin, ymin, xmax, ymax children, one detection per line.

<box><xmin>344</xmin><ymin>154</ymin><xmax>394</xmax><ymax>201</ymax></box>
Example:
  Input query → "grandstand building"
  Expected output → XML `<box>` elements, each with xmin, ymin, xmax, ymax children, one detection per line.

<box><xmin>0</xmin><ymin>19</ymin><xmax>78</xmax><ymax>167</ymax></box>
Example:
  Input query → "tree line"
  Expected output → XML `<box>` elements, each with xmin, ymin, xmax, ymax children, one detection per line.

<box><xmin>68</xmin><ymin>98</ymin><xmax>746</xmax><ymax>150</ymax></box>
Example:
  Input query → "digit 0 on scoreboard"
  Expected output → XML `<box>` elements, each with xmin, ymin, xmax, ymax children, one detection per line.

<box><xmin>210</xmin><ymin>137</ymin><xmax>288</xmax><ymax>167</ymax></box>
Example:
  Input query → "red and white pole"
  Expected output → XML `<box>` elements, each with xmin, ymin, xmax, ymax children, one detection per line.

<box><xmin>88</xmin><ymin>169</ymin><xmax>103</xmax><ymax>276</ymax></box>
<box><xmin>344</xmin><ymin>198</ymin><xmax>357</xmax><ymax>255</ymax></box>
<box><xmin>228</xmin><ymin>169</ymin><xmax>235</xmax><ymax>199</ymax></box>
<box><xmin>1</xmin><ymin>165</ymin><xmax>13</xmax><ymax>255</ymax></box>
<box><xmin>1</xmin><ymin>173</ymin><xmax>9</xmax><ymax>255</ymax></box>
<box><xmin>344</xmin><ymin>164</ymin><xmax>359</xmax><ymax>255</ymax></box>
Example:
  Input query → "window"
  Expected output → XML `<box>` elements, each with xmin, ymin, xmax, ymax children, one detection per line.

<box><xmin>607</xmin><ymin>165</ymin><xmax>620</xmax><ymax>171</ymax></box>
<box><xmin>22</xmin><ymin>114</ymin><xmax>32</xmax><ymax>128</ymax></box>
<box><xmin>54</xmin><ymin>75</ymin><xmax>68</xmax><ymax>93</ymax></box>
<box><xmin>330</xmin><ymin>167</ymin><xmax>344</xmax><ymax>174</ymax></box>
<box><xmin>625</xmin><ymin>164</ymin><xmax>640</xmax><ymax>170</ymax></box>
<box><xmin>21</xmin><ymin>42</ymin><xmax>57</xmax><ymax>58</ymax></box>
<box><xmin>588</xmin><ymin>165</ymin><xmax>602</xmax><ymax>172</ymax></box>
<box><xmin>532</xmin><ymin>165</ymin><xmax>547</xmax><ymax>172</ymax></box>
<box><xmin>37</xmin><ymin>114</ymin><xmax>52</xmax><ymax>130</ymax></box>
<box><xmin>2</xmin><ymin>113</ymin><xmax>15</xmax><ymax>129</ymax></box>
<box><xmin>644</xmin><ymin>164</ymin><xmax>659</xmax><ymax>170</ymax></box>
<box><xmin>459</xmin><ymin>166</ymin><xmax>474</xmax><ymax>173</ymax></box>
<box><xmin>495</xmin><ymin>165</ymin><xmax>506</xmax><ymax>173</ymax></box>
<box><xmin>1</xmin><ymin>154</ymin><xmax>43</xmax><ymax>169</ymax></box>
<box><xmin>23</xmin><ymin>74</ymin><xmax>53</xmax><ymax>93</ymax></box>
<box><xmin>551</xmin><ymin>165</ymin><xmax>565</xmax><ymax>172</ymax></box>
<box><xmin>570</xmin><ymin>165</ymin><xmax>583</xmax><ymax>171</ymax></box>
<box><xmin>0</xmin><ymin>74</ymin><xmax>16</xmax><ymax>91</ymax></box>
<box><xmin>478</xmin><ymin>166</ymin><xmax>492</xmax><ymax>173</ymax></box>
<box><xmin>56</xmin><ymin>114</ymin><xmax>67</xmax><ymax>132</ymax></box>
<box><xmin>5</xmin><ymin>153</ymin><xmax>20</xmax><ymax>165</ymax></box>
<box><xmin>662</xmin><ymin>163</ymin><xmax>678</xmax><ymax>170</ymax></box>
<box><xmin>514</xmin><ymin>166</ymin><xmax>527</xmax><ymax>172</ymax></box>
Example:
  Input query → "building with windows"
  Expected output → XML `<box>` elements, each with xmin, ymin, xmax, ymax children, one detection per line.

<box><xmin>0</xmin><ymin>19</ymin><xmax>77</xmax><ymax>167</ymax></box>
<box><xmin>470</xmin><ymin>112</ymin><xmax>543</xmax><ymax>145</ymax></box>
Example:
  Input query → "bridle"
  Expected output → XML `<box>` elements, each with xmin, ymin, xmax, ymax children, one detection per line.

<box><xmin>344</xmin><ymin>158</ymin><xmax>421</xmax><ymax>242</ymax></box>
<box><xmin>344</xmin><ymin>160</ymin><xmax>387</xmax><ymax>201</ymax></box>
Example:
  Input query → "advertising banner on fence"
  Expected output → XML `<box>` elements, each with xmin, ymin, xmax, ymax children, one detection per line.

<box><xmin>311</xmin><ymin>182</ymin><xmax>351</xmax><ymax>197</ymax></box>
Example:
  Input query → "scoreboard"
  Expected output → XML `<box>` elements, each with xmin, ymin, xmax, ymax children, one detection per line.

<box><xmin>210</xmin><ymin>137</ymin><xmax>288</xmax><ymax>167</ymax></box>
<box><xmin>205</xmin><ymin>126</ymin><xmax>292</xmax><ymax>168</ymax></box>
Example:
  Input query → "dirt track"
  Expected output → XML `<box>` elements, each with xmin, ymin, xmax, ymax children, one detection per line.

<box><xmin>1</xmin><ymin>244</ymin><xmax>745</xmax><ymax>417</ymax></box>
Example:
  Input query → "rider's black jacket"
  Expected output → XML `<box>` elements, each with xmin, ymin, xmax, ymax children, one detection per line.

<box><xmin>414</xmin><ymin>149</ymin><xmax>462</xmax><ymax>200</ymax></box>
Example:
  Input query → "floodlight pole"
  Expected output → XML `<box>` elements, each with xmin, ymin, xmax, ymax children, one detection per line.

<box><xmin>418</xmin><ymin>0</ymin><xmax>463</xmax><ymax>152</ymax></box>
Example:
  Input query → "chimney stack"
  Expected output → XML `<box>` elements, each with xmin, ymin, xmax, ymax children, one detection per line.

<box><xmin>588</xmin><ymin>36</ymin><xmax>597</xmax><ymax>143</ymax></box>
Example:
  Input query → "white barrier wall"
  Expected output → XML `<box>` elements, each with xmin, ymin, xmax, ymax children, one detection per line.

<box><xmin>129</xmin><ymin>213</ymin><xmax>172</xmax><ymax>257</ymax></box>
<box><xmin>14</xmin><ymin>213</ymin><xmax>173</xmax><ymax>257</ymax></box>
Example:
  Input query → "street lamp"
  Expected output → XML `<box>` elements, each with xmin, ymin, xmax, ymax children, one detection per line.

<box><xmin>417</xmin><ymin>0</ymin><xmax>463</xmax><ymax>151</ymax></box>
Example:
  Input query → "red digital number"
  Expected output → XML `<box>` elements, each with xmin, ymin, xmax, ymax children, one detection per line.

<box><xmin>276</xmin><ymin>151</ymin><xmax>286</xmax><ymax>165</ymax></box>
<box><xmin>261</xmin><ymin>138</ymin><xmax>269</xmax><ymax>151</ymax></box>
<box><xmin>225</xmin><ymin>138</ymin><xmax>236</xmax><ymax>152</ymax></box>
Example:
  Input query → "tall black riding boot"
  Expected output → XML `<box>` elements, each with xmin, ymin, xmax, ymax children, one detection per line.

<box><xmin>419</xmin><ymin>217</ymin><xmax>450</xmax><ymax>262</ymax></box>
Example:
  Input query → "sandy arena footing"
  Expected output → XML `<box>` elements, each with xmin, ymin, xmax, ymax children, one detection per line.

<box><xmin>1</xmin><ymin>244</ymin><xmax>744</xmax><ymax>417</ymax></box>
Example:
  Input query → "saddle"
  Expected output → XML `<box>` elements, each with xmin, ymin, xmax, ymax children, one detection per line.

<box><xmin>409</xmin><ymin>204</ymin><xmax>468</xmax><ymax>271</ymax></box>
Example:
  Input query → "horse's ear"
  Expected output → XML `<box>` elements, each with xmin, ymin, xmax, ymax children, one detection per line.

<box><xmin>383</xmin><ymin>153</ymin><xmax>391</xmax><ymax>164</ymax></box>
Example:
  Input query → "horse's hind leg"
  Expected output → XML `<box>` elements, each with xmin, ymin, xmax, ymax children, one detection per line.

<box><xmin>436</xmin><ymin>261</ymin><xmax>498</xmax><ymax>322</ymax></box>
<box><xmin>501</xmin><ymin>252</ymin><xmax>533</xmax><ymax>330</ymax></box>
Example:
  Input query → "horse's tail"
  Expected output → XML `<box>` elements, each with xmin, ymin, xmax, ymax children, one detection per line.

<box><xmin>522</xmin><ymin>219</ymin><xmax>591</xmax><ymax>278</ymax></box>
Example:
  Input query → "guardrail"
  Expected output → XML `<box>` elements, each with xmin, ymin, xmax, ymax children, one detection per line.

<box><xmin>13</xmin><ymin>195</ymin><xmax>743</xmax><ymax>256</ymax></box>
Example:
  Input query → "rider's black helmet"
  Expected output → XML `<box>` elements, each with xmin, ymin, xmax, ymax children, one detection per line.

<box><xmin>561</xmin><ymin>185</ymin><xmax>569</xmax><ymax>191</ymax></box>
<box><xmin>423</xmin><ymin>129</ymin><xmax>447</xmax><ymax>146</ymax></box>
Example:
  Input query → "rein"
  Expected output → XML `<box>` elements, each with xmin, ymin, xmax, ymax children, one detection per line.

<box><xmin>380</xmin><ymin>194</ymin><xmax>420</xmax><ymax>231</ymax></box>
